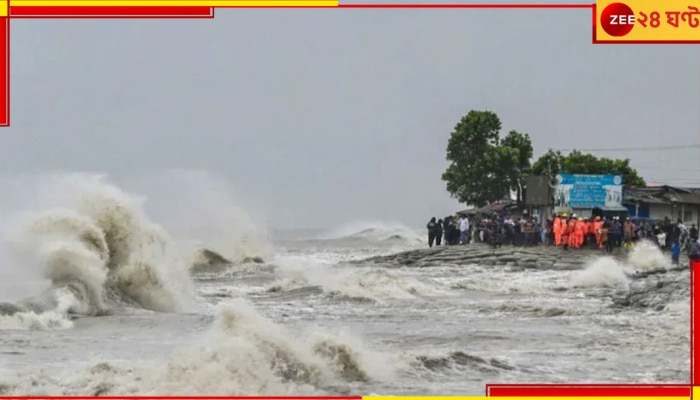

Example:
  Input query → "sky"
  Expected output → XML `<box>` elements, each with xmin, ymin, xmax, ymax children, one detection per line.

<box><xmin>3</xmin><ymin>3</ymin><xmax>700</xmax><ymax>229</ymax></box>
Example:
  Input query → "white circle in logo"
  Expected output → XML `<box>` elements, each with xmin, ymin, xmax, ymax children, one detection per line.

<box><xmin>613</xmin><ymin>175</ymin><xmax>622</xmax><ymax>185</ymax></box>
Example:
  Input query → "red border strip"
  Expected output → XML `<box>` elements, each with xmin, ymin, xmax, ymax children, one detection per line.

<box><xmin>486</xmin><ymin>385</ymin><xmax>693</xmax><ymax>397</ymax></box>
<box><xmin>0</xmin><ymin>16</ymin><xmax>7</xmax><ymax>127</ymax></box>
<box><xmin>10</xmin><ymin>6</ymin><xmax>214</xmax><ymax>17</ymax></box>
<box><xmin>692</xmin><ymin>256</ymin><xmax>697</xmax><ymax>384</ymax></box>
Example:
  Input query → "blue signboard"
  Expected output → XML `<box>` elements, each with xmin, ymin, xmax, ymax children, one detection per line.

<box><xmin>553</xmin><ymin>174</ymin><xmax>623</xmax><ymax>209</ymax></box>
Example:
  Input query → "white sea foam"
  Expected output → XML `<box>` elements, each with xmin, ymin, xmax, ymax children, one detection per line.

<box><xmin>271</xmin><ymin>255</ymin><xmax>447</xmax><ymax>301</ymax></box>
<box><xmin>0</xmin><ymin>173</ymin><xmax>195</xmax><ymax>328</ymax></box>
<box><xmin>571</xmin><ymin>240</ymin><xmax>671</xmax><ymax>289</ymax></box>
<box><xmin>0</xmin><ymin>299</ymin><xmax>398</xmax><ymax>395</ymax></box>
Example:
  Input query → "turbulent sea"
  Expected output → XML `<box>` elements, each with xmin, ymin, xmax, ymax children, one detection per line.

<box><xmin>0</xmin><ymin>172</ymin><xmax>690</xmax><ymax>395</ymax></box>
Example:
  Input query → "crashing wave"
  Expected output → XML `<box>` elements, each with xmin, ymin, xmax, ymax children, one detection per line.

<box><xmin>313</xmin><ymin>221</ymin><xmax>424</xmax><ymax>246</ymax></box>
<box><xmin>0</xmin><ymin>299</ymin><xmax>395</xmax><ymax>395</ymax></box>
<box><xmin>0</xmin><ymin>174</ymin><xmax>193</xmax><ymax>327</ymax></box>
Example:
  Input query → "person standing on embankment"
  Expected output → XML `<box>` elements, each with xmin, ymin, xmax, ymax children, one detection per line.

<box><xmin>601</xmin><ymin>223</ymin><xmax>612</xmax><ymax>253</ymax></box>
<box><xmin>426</xmin><ymin>217</ymin><xmax>438</xmax><ymax>248</ymax></box>
<box><xmin>593</xmin><ymin>217</ymin><xmax>603</xmax><ymax>249</ymax></box>
<box><xmin>460</xmin><ymin>215</ymin><xmax>470</xmax><ymax>244</ymax></box>
<box><xmin>435</xmin><ymin>219</ymin><xmax>444</xmax><ymax>246</ymax></box>
<box><xmin>671</xmin><ymin>240</ymin><xmax>681</xmax><ymax>266</ymax></box>
<box><xmin>553</xmin><ymin>214</ymin><xmax>564</xmax><ymax>246</ymax></box>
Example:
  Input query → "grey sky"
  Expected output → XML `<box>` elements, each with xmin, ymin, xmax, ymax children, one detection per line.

<box><xmin>4</xmin><ymin>6</ymin><xmax>699</xmax><ymax>229</ymax></box>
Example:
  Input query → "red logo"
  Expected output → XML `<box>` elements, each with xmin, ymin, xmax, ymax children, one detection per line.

<box><xmin>600</xmin><ymin>2</ymin><xmax>636</xmax><ymax>36</ymax></box>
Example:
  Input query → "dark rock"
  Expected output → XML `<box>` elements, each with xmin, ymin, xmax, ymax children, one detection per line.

<box><xmin>242</xmin><ymin>256</ymin><xmax>265</xmax><ymax>264</ymax></box>
<box><xmin>200</xmin><ymin>248</ymin><xmax>231</xmax><ymax>265</ymax></box>
<box><xmin>0</xmin><ymin>302</ymin><xmax>25</xmax><ymax>316</ymax></box>
<box><xmin>612</xmin><ymin>270</ymin><xmax>689</xmax><ymax>309</ymax></box>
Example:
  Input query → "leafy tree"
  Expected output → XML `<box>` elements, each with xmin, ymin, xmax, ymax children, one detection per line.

<box><xmin>442</xmin><ymin>110</ymin><xmax>531</xmax><ymax>206</ymax></box>
<box><xmin>501</xmin><ymin>130</ymin><xmax>533</xmax><ymax>203</ymax></box>
<box><xmin>530</xmin><ymin>149</ymin><xmax>563</xmax><ymax>177</ymax></box>
<box><xmin>531</xmin><ymin>149</ymin><xmax>646</xmax><ymax>186</ymax></box>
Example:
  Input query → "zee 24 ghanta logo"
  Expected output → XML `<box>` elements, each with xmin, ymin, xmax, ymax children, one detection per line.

<box><xmin>600</xmin><ymin>2</ymin><xmax>700</xmax><ymax>37</ymax></box>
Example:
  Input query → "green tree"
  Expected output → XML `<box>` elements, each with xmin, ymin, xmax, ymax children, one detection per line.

<box><xmin>442</xmin><ymin>110</ymin><xmax>524</xmax><ymax>206</ymax></box>
<box><xmin>501</xmin><ymin>130</ymin><xmax>534</xmax><ymax>203</ymax></box>
<box><xmin>531</xmin><ymin>149</ymin><xmax>646</xmax><ymax>186</ymax></box>
<box><xmin>530</xmin><ymin>149</ymin><xmax>564</xmax><ymax>178</ymax></box>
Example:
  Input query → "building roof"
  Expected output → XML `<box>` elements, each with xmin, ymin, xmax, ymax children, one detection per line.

<box><xmin>460</xmin><ymin>201</ymin><xmax>520</xmax><ymax>215</ymax></box>
<box><xmin>624</xmin><ymin>185</ymin><xmax>700</xmax><ymax>206</ymax></box>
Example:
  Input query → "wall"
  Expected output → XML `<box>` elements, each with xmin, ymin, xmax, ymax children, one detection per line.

<box><xmin>572</xmin><ymin>208</ymin><xmax>593</xmax><ymax>217</ymax></box>
<box><xmin>647</xmin><ymin>204</ymin><xmax>673</xmax><ymax>221</ymax></box>
<box><xmin>647</xmin><ymin>203</ymin><xmax>700</xmax><ymax>225</ymax></box>
<box><xmin>625</xmin><ymin>203</ymin><xmax>650</xmax><ymax>218</ymax></box>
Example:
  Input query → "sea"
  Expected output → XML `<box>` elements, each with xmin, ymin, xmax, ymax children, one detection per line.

<box><xmin>0</xmin><ymin>172</ymin><xmax>690</xmax><ymax>395</ymax></box>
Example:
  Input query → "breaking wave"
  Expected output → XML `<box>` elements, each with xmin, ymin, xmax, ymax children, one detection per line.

<box><xmin>0</xmin><ymin>299</ymin><xmax>397</xmax><ymax>395</ymax></box>
<box><xmin>315</xmin><ymin>221</ymin><xmax>424</xmax><ymax>245</ymax></box>
<box><xmin>571</xmin><ymin>240</ymin><xmax>671</xmax><ymax>289</ymax></box>
<box><xmin>125</xmin><ymin>170</ymin><xmax>272</xmax><ymax>265</ymax></box>
<box><xmin>571</xmin><ymin>257</ymin><xmax>631</xmax><ymax>288</ymax></box>
<box><xmin>269</xmin><ymin>256</ymin><xmax>448</xmax><ymax>302</ymax></box>
<box><xmin>627</xmin><ymin>240</ymin><xmax>671</xmax><ymax>272</ymax></box>
<box><xmin>0</xmin><ymin>173</ymin><xmax>194</xmax><ymax>329</ymax></box>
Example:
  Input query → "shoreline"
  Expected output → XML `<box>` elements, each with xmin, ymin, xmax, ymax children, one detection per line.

<box><xmin>356</xmin><ymin>242</ymin><xmax>690</xmax><ymax>275</ymax></box>
<box><xmin>359</xmin><ymin>243</ymin><xmax>621</xmax><ymax>270</ymax></box>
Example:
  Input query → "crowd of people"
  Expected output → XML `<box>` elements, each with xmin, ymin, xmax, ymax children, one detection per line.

<box><xmin>548</xmin><ymin>214</ymin><xmax>698</xmax><ymax>253</ymax></box>
<box><xmin>426</xmin><ymin>214</ymin><xmax>541</xmax><ymax>248</ymax></box>
<box><xmin>426</xmin><ymin>213</ymin><xmax>700</xmax><ymax>262</ymax></box>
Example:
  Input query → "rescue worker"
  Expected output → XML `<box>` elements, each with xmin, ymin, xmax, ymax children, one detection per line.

<box><xmin>560</xmin><ymin>213</ymin><xmax>569</xmax><ymax>249</ymax></box>
<box><xmin>553</xmin><ymin>214</ymin><xmax>562</xmax><ymax>246</ymax></box>
<box><xmin>593</xmin><ymin>216</ymin><xmax>603</xmax><ymax>249</ymax></box>
<box><xmin>575</xmin><ymin>217</ymin><xmax>586</xmax><ymax>249</ymax></box>
<box><xmin>567</xmin><ymin>215</ymin><xmax>578</xmax><ymax>249</ymax></box>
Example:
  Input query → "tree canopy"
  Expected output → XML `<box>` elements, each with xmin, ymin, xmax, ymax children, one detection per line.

<box><xmin>442</xmin><ymin>110</ymin><xmax>646</xmax><ymax>206</ymax></box>
<box><xmin>441</xmin><ymin>110</ymin><xmax>533</xmax><ymax>206</ymax></box>
<box><xmin>530</xmin><ymin>149</ymin><xmax>646</xmax><ymax>186</ymax></box>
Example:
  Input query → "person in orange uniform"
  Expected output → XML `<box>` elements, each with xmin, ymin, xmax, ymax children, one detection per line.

<box><xmin>593</xmin><ymin>216</ymin><xmax>603</xmax><ymax>248</ymax></box>
<box><xmin>559</xmin><ymin>214</ymin><xmax>569</xmax><ymax>246</ymax></box>
<box><xmin>568</xmin><ymin>216</ymin><xmax>578</xmax><ymax>249</ymax></box>
<box><xmin>553</xmin><ymin>215</ymin><xmax>562</xmax><ymax>246</ymax></box>
<box><xmin>575</xmin><ymin>217</ymin><xmax>586</xmax><ymax>248</ymax></box>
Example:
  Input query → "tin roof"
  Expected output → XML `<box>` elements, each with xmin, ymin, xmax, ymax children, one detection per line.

<box><xmin>623</xmin><ymin>185</ymin><xmax>700</xmax><ymax>206</ymax></box>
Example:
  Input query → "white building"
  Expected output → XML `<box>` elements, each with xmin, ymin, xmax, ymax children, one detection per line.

<box><xmin>623</xmin><ymin>186</ymin><xmax>700</xmax><ymax>226</ymax></box>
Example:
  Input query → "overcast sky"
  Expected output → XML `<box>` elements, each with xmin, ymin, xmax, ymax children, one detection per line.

<box><xmin>4</xmin><ymin>4</ymin><xmax>699</xmax><ymax>229</ymax></box>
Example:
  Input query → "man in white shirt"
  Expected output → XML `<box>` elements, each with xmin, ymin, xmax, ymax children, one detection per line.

<box><xmin>460</xmin><ymin>215</ymin><xmax>470</xmax><ymax>244</ymax></box>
